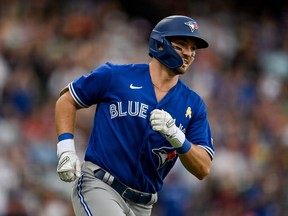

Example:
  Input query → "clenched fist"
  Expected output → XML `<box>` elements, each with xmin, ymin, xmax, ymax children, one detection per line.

<box><xmin>150</xmin><ymin>109</ymin><xmax>177</xmax><ymax>138</ymax></box>
<box><xmin>150</xmin><ymin>109</ymin><xmax>186</xmax><ymax>148</ymax></box>
<box><xmin>57</xmin><ymin>151</ymin><xmax>81</xmax><ymax>182</ymax></box>
<box><xmin>56</xmin><ymin>139</ymin><xmax>81</xmax><ymax>182</ymax></box>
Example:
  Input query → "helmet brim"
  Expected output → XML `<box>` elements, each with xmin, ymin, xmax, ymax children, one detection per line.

<box><xmin>166</xmin><ymin>35</ymin><xmax>209</xmax><ymax>49</ymax></box>
<box><xmin>191</xmin><ymin>37</ymin><xmax>209</xmax><ymax>49</ymax></box>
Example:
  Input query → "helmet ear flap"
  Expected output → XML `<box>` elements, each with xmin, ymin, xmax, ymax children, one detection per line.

<box><xmin>149</xmin><ymin>34</ymin><xmax>183</xmax><ymax>69</ymax></box>
<box><xmin>148</xmin><ymin>33</ymin><xmax>163</xmax><ymax>57</ymax></box>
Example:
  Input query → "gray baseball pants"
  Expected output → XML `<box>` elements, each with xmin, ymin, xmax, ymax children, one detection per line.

<box><xmin>71</xmin><ymin>161</ymin><xmax>157</xmax><ymax>216</ymax></box>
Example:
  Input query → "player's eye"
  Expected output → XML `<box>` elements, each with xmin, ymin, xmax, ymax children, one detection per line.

<box><xmin>172</xmin><ymin>45</ymin><xmax>183</xmax><ymax>52</ymax></box>
<box><xmin>172</xmin><ymin>42</ymin><xmax>196</xmax><ymax>58</ymax></box>
<box><xmin>191</xmin><ymin>46</ymin><xmax>197</xmax><ymax>51</ymax></box>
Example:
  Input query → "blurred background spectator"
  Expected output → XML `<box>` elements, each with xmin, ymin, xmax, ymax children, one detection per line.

<box><xmin>0</xmin><ymin>0</ymin><xmax>287</xmax><ymax>215</ymax></box>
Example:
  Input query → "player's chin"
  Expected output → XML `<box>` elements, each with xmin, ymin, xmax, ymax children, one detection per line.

<box><xmin>170</xmin><ymin>62</ymin><xmax>190</xmax><ymax>75</ymax></box>
<box><xmin>178</xmin><ymin>64</ymin><xmax>190</xmax><ymax>74</ymax></box>
<box><xmin>171</xmin><ymin>67</ymin><xmax>186</xmax><ymax>75</ymax></box>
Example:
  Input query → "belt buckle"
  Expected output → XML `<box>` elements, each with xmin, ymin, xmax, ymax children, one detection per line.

<box><xmin>122</xmin><ymin>187</ymin><xmax>137</xmax><ymax>201</ymax></box>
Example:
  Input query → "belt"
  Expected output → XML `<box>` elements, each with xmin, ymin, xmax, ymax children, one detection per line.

<box><xmin>94</xmin><ymin>169</ymin><xmax>153</xmax><ymax>205</ymax></box>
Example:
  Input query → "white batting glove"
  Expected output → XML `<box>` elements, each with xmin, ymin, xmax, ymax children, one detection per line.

<box><xmin>57</xmin><ymin>139</ymin><xmax>81</xmax><ymax>182</ymax></box>
<box><xmin>150</xmin><ymin>109</ymin><xmax>185</xmax><ymax>148</ymax></box>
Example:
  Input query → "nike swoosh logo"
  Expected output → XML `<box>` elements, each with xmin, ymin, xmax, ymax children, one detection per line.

<box><xmin>130</xmin><ymin>84</ymin><xmax>143</xmax><ymax>89</ymax></box>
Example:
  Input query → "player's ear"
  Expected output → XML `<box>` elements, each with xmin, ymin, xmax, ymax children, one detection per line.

<box><xmin>157</xmin><ymin>44</ymin><xmax>164</xmax><ymax>51</ymax></box>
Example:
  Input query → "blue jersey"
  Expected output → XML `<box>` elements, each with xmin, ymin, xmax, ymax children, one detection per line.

<box><xmin>68</xmin><ymin>62</ymin><xmax>214</xmax><ymax>193</ymax></box>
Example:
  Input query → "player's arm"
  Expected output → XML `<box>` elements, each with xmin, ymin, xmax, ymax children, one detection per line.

<box><xmin>55</xmin><ymin>88</ymin><xmax>80</xmax><ymax>135</ymax></box>
<box><xmin>178</xmin><ymin>145</ymin><xmax>211</xmax><ymax>180</ymax></box>
<box><xmin>55</xmin><ymin>89</ymin><xmax>82</xmax><ymax>182</ymax></box>
<box><xmin>150</xmin><ymin>109</ymin><xmax>212</xmax><ymax>180</ymax></box>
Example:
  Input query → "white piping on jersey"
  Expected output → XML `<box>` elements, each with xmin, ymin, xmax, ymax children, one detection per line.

<box><xmin>69</xmin><ymin>83</ymin><xmax>89</xmax><ymax>108</ymax></box>
<box><xmin>198</xmin><ymin>145</ymin><xmax>215</xmax><ymax>159</ymax></box>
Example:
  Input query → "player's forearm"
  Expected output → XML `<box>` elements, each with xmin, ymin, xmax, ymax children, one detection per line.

<box><xmin>150</xmin><ymin>109</ymin><xmax>212</xmax><ymax>180</ymax></box>
<box><xmin>178</xmin><ymin>144</ymin><xmax>211</xmax><ymax>180</ymax></box>
<box><xmin>55</xmin><ymin>92</ymin><xmax>78</xmax><ymax>136</ymax></box>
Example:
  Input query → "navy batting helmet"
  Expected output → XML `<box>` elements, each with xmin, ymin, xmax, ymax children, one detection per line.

<box><xmin>149</xmin><ymin>15</ymin><xmax>209</xmax><ymax>69</ymax></box>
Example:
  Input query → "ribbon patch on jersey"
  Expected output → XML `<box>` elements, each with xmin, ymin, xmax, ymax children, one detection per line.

<box><xmin>152</xmin><ymin>147</ymin><xmax>177</xmax><ymax>169</ymax></box>
<box><xmin>185</xmin><ymin>106</ymin><xmax>192</xmax><ymax>119</ymax></box>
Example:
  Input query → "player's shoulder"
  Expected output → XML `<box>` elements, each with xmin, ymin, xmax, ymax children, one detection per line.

<box><xmin>178</xmin><ymin>79</ymin><xmax>203</xmax><ymax>101</ymax></box>
<box><xmin>177</xmin><ymin>80</ymin><xmax>208</xmax><ymax>118</ymax></box>
<box><xmin>91</xmin><ymin>62</ymin><xmax>148</xmax><ymax>77</ymax></box>
<box><xmin>104</xmin><ymin>62</ymin><xmax>148</xmax><ymax>71</ymax></box>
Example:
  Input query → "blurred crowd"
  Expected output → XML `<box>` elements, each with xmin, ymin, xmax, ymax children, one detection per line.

<box><xmin>0</xmin><ymin>0</ymin><xmax>287</xmax><ymax>215</ymax></box>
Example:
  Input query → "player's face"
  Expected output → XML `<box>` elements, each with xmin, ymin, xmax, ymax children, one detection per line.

<box><xmin>170</xmin><ymin>38</ymin><xmax>196</xmax><ymax>74</ymax></box>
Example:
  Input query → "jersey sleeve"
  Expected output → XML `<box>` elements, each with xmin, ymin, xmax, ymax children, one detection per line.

<box><xmin>68</xmin><ymin>63</ymin><xmax>112</xmax><ymax>108</ymax></box>
<box><xmin>186</xmin><ymin>99</ymin><xmax>215</xmax><ymax>160</ymax></box>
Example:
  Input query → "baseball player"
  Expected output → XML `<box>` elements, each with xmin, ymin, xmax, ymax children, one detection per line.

<box><xmin>55</xmin><ymin>15</ymin><xmax>214</xmax><ymax>216</ymax></box>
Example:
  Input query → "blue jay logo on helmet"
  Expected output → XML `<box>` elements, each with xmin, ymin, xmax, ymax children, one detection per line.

<box><xmin>184</xmin><ymin>21</ymin><xmax>198</xmax><ymax>32</ymax></box>
<box><xmin>148</xmin><ymin>15</ymin><xmax>208</xmax><ymax>69</ymax></box>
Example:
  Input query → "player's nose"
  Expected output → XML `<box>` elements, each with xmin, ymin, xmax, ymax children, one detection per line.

<box><xmin>182</xmin><ymin>47</ymin><xmax>194</xmax><ymax>58</ymax></box>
